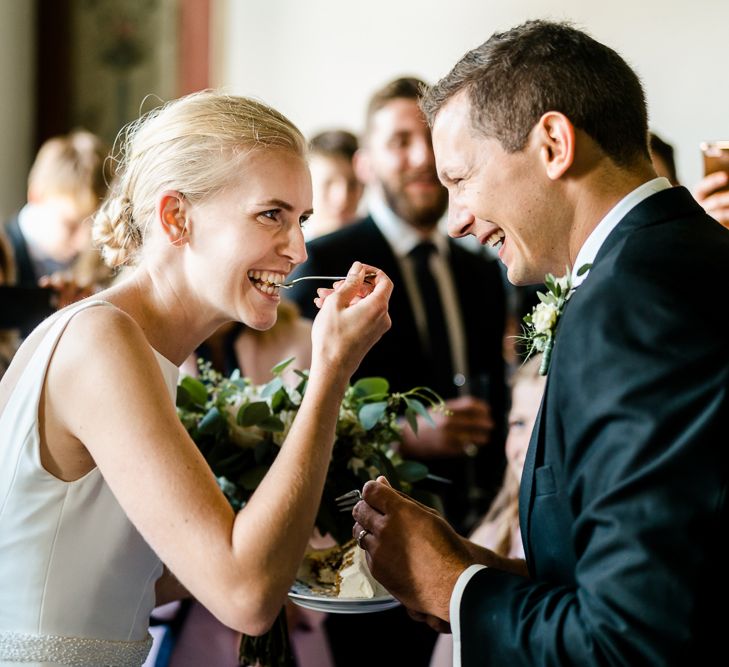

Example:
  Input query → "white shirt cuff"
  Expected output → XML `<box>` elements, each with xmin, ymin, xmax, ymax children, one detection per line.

<box><xmin>450</xmin><ymin>564</ymin><xmax>487</xmax><ymax>667</ymax></box>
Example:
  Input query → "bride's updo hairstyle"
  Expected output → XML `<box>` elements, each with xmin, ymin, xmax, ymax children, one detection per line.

<box><xmin>93</xmin><ymin>90</ymin><xmax>307</xmax><ymax>268</ymax></box>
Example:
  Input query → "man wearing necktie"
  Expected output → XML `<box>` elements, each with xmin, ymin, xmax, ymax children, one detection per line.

<box><xmin>288</xmin><ymin>77</ymin><xmax>507</xmax><ymax>667</ymax></box>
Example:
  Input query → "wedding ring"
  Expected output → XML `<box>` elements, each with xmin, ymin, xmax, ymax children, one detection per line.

<box><xmin>356</xmin><ymin>528</ymin><xmax>369</xmax><ymax>548</ymax></box>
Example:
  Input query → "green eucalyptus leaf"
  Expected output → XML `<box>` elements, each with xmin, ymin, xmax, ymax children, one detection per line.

<box><xmin>176</xmin><ymin>384</ymin><xmax>192</xmax><ymax>409</ymax></box>
<box><xmin>261</xmin><ymin>376</ymin><xmax>284</xmax><ymax>398</ymax></box>
<box><xmin>404</xmin><ymin>407</ymin><xmax>419</xmax><ymax>435</ymax></box>
<box><xmin>231</xmin><ymin>378</ymin><xmax>247</xmax><ymax>390</ymax></box>
<box><xmin>371</xmin><ymin>450</ymin><xmax>402</xmax><ymax>491</ymax></box>
<box><xmin>270</xmin><ymin>356</ymin><xmax>296</xmax><ymax>376</ymax></box>
<box><xmin>405</xmin><ymin>398</ymin><xmax>435</xmax><ymax>427</ymax></box>
<box><xmin>577</xmin><ymin>263</ymin><xmax>592</xmax><ymax>277</ymax></box>
<box><xmin>358</xmin><ymin>401</ymin><xmax>388</xmax><ymax>430</ymax></box>
<box><xmin>395</xmin><ymin>460</ymin><xmax>429</xmax><ymax>483</ymax></box>
<box><xmin>179</xmin><ymin>376</ymin><xmax>208</xmax><ymax>408</ymax></box>
<box><xmin>258</xmin><ymin>415</ymin><xmax>285</xmax><ymax>432</ymax></box>
<box><xmin>197</xmin><ymin>407</ymin><xmax>225</xmax><ymax>436</ymax></box>
<box><xmin>537</xmin><ymin>291</ymin><xmax>549</xmax><ymax>304</ymax></box>
<box><xmin>352</xmin><ymin>377</ymin><xmax>389</xmax><ymax>399</ymax></box>
<box><xmin>237</xmin><ymin>401</ymin><xmax>271</xmax><ymax>427</ymax></box>
<box><xmin>270</xmin><ymin>387</ymin><xmax>287</xmax><ymax>412</ymax></box>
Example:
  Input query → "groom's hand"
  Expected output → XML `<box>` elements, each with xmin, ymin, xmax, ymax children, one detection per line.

<box><xmin>407</xmin><ymin>609</ymin><xmax>452</xmax><ymax>634</ymax></box>
<box><xmin>351</xmin><ymin>477</ymin><xmax>473</xmax><ymax>621</ymax></box>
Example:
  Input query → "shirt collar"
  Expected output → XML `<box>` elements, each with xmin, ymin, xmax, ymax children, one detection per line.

<box><xmin>368</xmin><ymin>194</ymin><xmax>449</xmax><ymax>258</ymax></box>
<box><xmin>571</xmin><ymin>177</ymin><xmax>672</xmax><ymax>287</ymax></box>
<box><xmin>17</xmin><ymin>204</ymin><xmax>76</xmax><ymax>276</ymax></box>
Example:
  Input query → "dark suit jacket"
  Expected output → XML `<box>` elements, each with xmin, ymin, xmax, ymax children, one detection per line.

<box><xmin>289</xmin><ymin>216</ymin><xmax>508</xmax><ymax>530</ymax></box>
<box><xmin>4</xmin><ymin>215</ymin><xmax>37</xmax><ymax>287</ymax></box>
<box><xmin>459</xmin><ymin>186</ymin><xmax>729</xmax><ymax>665</ymax></box>
<box><xmin>289</xmin><ymin>216</ymin><xmax>507</xmax><ymax>667</ymax></box>
<box><xmin>1</xmin><ymin>216</ymin><xmax>55</xmax><ymax>333</ymax></box>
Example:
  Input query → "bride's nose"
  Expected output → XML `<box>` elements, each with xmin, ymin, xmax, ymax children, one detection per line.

<box><xmin>282</xmin><ymin>223</ymin><xmax>307</xmax><ymax>266</ymax></box>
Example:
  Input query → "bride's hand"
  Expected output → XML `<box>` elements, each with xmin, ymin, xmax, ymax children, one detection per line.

<box><xmin>309</xmin><ymin>261</ymin><xmax>392</xmax><ymax>382</ymax></box>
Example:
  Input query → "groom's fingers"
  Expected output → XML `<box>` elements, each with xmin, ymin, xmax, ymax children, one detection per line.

<box><xmin>359</xmin><ymin>478</ymin><xmax>400</xmax><ymax>514</ymax></box>
<box><xmin>373</xmin><ymin>475</ymin><xmax>441</xmax><ymax>516</ymax></box>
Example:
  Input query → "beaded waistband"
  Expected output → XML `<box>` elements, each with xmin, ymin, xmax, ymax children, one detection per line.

<box><xmin>0</xmin><ymin>631</ymin><xmax>152</xmax><ymax>666</ymax></box>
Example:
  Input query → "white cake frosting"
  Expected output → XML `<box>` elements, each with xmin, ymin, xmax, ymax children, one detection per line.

<box><xmin>336</xmin><ymin>543</ymin><xmax>389</xmax><ymax>599</ymax></box>
<box><xmin>297</xmin><ymin>540</ymin><xmax>389</xmax><ymax>599</ymax></box>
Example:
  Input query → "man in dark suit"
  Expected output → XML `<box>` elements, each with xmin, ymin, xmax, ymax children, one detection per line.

<box><xmin>351</xmin><ymin>21</ymin><xmax>729</xmax><ymax>666</ymax></box>
<box><xmin>290</xmin><ymin>77</ymin><xmax>507</xmax><ymax>533</ymax></box>
<box><xmin>289</xmin><ymin>77</ymin><xmax>507</xmax><ymax>667</ymax></box>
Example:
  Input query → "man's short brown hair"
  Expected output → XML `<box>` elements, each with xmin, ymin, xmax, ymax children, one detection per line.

<box><xmin>421</xmin><ymin>20</ymin><xmax>650</xmax><ymax>168</ymax></box>
<box><xmin>364</xmin><ymin>76</ymin><xmax>428</xmax><ymax>137</ymax></box>
<box><xmin>309</xmin><ymin>129</ymin><xmax>359</xmax><ymax>161</ymax></box>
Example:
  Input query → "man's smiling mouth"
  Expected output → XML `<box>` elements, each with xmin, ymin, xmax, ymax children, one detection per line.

<box><xmin>485</xmin><ymin>229</ymin><xmax>505</xmax><ymax>248</ymax></box>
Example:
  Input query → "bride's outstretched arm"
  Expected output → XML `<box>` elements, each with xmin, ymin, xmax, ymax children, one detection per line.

<box><xmin>47</xmin><ymin>262</ymin><xmax>391</xmax><ymax>635</ymax></box>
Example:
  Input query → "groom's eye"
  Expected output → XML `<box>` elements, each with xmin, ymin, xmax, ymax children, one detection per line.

<box><xmin>260</xmin><ymin>209</ymin><xmax>281</xmax><ymax>222</ymax></box>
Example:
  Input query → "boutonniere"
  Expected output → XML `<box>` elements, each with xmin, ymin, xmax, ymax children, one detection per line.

<box><xmin>520</xmin><ymin>264</ymin><xmax>591</xmax><ymax>375</ymax></box>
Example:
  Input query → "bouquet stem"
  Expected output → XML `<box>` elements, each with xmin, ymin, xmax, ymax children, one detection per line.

<box><xmin>239</xmin><ymin>606</ymin><xmax>295</xmax><ymax>667</ymax></box>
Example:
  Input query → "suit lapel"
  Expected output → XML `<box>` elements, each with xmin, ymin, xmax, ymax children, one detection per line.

<box><xmin>519</xmin><ymin>381</ymin><xmax>548</xmax><ymax>572</ymax></box>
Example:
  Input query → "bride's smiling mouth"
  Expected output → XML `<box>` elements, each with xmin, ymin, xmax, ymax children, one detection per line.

<box><xmin>247</xmin><ymin>270</ymin><xmax>286</xmax><ymax>296</ymax></box>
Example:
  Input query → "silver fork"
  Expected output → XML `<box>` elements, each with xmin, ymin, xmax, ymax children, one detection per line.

<box><xmin>274</xmin><ymin>273</ymin><xmax>376</xmax><ymax>289</ymax></box>
<box><xmin>335</xmin><ymin>489</ymin><xmax>362</xmax><ymax>512</ymax></box>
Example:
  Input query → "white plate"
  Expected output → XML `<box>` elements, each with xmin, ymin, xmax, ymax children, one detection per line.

<box><xmin>288</xmin><ymin>580</ymin><xmax>400</xmax><ymax>614</ymax></box>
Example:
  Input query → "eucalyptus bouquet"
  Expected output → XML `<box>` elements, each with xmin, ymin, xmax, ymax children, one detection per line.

<box><xmin>176</xmin><ymin>357</ymin><xmax>445</xmax><ymax>667</ymax></box>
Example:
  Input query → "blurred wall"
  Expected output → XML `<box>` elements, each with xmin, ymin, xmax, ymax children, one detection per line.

<box><xmin>215</xmin><ymin>0</ymin><xmax>729</xmax><ymax>188</ymax></box>
<box><xmin>0</xmin><ymin>0</ymin><xmax>35</xmax><ymax>218</ymax></box>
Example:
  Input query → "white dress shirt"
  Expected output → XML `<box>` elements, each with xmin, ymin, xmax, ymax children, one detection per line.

<box><xmin>448</xmin><ymin>176</ymin><xmax>672</xmax><ymax>667</ymax></box>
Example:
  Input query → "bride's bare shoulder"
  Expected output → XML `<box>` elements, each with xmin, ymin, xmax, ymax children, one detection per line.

<box><xmin>0</xmin><ymin>302</ymin><xmax>147</xmax><ymax>395</ymax></box>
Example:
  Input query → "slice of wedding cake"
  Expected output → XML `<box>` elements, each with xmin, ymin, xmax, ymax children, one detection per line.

<box><xmin>298</xmin><ymin>540</ymin><xmax>388</xmax><ymax>598</ymax></box>
<box><xmin>335</xmin><ymin>541</ymin><xmax>389</xmax><ymax>598</ymax></box>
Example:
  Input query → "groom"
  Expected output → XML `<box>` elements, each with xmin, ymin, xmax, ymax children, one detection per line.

<box><xmin>351</xmin><ymin>20</ymin><xmax>729</xmax><ymax>666</ymax></box>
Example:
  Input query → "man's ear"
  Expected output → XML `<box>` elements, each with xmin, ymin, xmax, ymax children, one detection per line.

<box><xmin>536</xmin><ymin>112</ymin><xmax>575</xmax><ymax>180</ymax></box>
<box><xmin>157</xmin><ymin>191</ymin><xmax>189</xmax><ymax>246</ymax></box>
<box><xmin>352</xmin><ymin>147</ymin><xmax>374</xmax><ymax>185</ymax></box>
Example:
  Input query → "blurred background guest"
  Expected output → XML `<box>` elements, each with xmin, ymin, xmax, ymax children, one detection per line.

<box><xmin>0</xmin><ymin>230</ymin><xmax>19</xmax><ymax>378</ymax></box>
<box><xmin>1</xmin><ymin>130</ymin><xmax>113</xmax><ymax>332</ymax></box>
<box><xmin>288</xmin><ymin>75</ymin><xmax>507</xmax><ymax>667</ymax></box>
<box><xmin>649</xmin><ymin>131</ymin><xmax>680</xmax><ymax>185</ymax></box>
<box><xmin>693</xmin><ymin>165</ymin><xmax>729</xmax><ymax>229</ymax></box>
<box><xmin>304</xmin><ymin>129</ymin><xmax>364</xmax><ymax>240</ymax></box>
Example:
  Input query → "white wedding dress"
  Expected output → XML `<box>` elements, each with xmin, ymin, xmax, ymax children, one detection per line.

<box><xmin>0</xmin><ymin>301</ymin><xmax>179</xmax><ymax>666</ymax></box>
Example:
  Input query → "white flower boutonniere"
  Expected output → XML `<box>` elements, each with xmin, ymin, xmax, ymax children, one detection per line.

<box><xmin>520</xmin><ymin>264</ymin><xmax>591</xmax><ymax>375</ymax></box>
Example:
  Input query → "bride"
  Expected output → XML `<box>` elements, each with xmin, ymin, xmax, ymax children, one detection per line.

<box><xmin>0</xmin><ymin>91</ymin><xmax>392</xmax><ymax>666</ymax></box>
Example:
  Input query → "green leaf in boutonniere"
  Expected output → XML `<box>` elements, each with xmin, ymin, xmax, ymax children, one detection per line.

<box><xmin>517</xmin><ymin>264</ymin><xmax>591</xmax><ymax>375</ymax></box>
